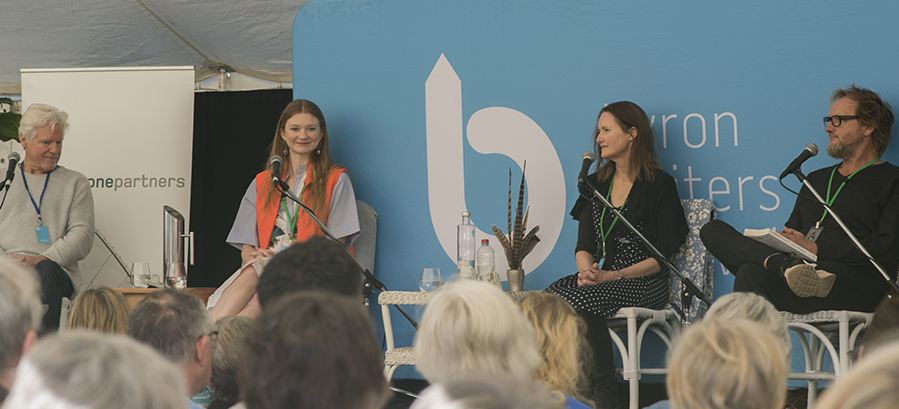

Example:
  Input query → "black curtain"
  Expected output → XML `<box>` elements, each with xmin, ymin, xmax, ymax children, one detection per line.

<box><xmin>189</xmin><ymin>89</ymin><xmax>293</xmax><ymax>287</ymax></box>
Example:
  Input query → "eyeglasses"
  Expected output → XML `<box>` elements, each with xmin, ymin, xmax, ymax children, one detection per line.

<box><xmin>824</xmin><ymin>115</ymin><xmax>858</xmax><ymax>127</ymax></box>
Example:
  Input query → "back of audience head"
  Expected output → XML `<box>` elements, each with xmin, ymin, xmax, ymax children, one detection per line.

<box><xmin>704</xmin><ymin>292</ymin><xmax>791</xmax><ymax>360</ymax></box>
<box><xmin>815</xmin><ymin>339</ymin><xmax>899</xmax><ymax>409</ymax></box>
<box><xmin>209</xmin><ymin>316</ymin><xmax>254</xmax><ymax>409</ymax></box>
<box><xmin>410</xmin><ymin>373</ymin><xmax>566</xmax><ymax>409</ymax></box>
<box><xmin>4</xmin><ymin>331</ymin><xmax>186</xmax><ymax>409</ymax></box>
<box><xmin>240</xmin><ymin>291</ymin><xmax>388</xmax><ymax>409</ymax></box>
<box><xmin>668</xmin><ymin>318</ymin><xmax>786</xmax><ymax>409</ymax></box>
<box><xmin>0</xmin><ymin>256</ymin><xmax>42</xmax><ymax>389</ymax></box>
<box><xmin>516</xmin><ymin>292</ymin><xmax>592</xmax><ymax>405</ymax></box>
<box><xmin>414</xmin><ymin>280</ymin><xmax>542</xmax><ymax>383</ymax></box>
<box><xmin>66</xmin><ymin>286</ymin><xmax>131</xmax><ymax>334</ymax></box>
<box><xmin>256</xmin><ymin>236</ymin><xmax>361</xmax><ymax>309</ymax></box>
<box><xmin>859</xmin><ymin>296</ymin><xmax>899</xmax><ymax>359</ymax></box>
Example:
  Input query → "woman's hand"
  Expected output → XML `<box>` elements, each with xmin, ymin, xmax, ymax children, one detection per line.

<box><xmin>241</xmin><ymin>245</ymin><xmax>274</xmax><ymax>264</ymax></box>
<box><xmin>779</xmin><ymin>226</ymin><xmax>818</xmax><ymax>255</ymax></box>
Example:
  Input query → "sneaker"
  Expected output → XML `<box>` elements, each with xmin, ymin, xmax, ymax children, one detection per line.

<box><xmin>785</xmin><ymin>263</ymin><xmax>836</xmax><ymax>298</ymax></box>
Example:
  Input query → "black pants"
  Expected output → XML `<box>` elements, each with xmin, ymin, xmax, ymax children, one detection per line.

<box><xmin>700</xmin><ymin>220</ymin><xmax>883</xmax><ymax>313</ymax></box>
<box><xmin>36</xmin><ymin>259</ymin><xmax>74</xmax><ymax>333</ymax></box>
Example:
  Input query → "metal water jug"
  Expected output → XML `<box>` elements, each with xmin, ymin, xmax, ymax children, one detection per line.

<box><xmin>163</xmin><ymin>206</ymin><xmax>193</xmax><ymax>288</ymax></box>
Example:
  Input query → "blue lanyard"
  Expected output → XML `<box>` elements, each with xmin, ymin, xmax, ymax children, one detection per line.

<box><xmin>19</xmin><ymin>163</ymin><xmax>53</xmax><ymax>226</ymax></box>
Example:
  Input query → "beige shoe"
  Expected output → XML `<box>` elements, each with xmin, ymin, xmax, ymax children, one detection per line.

<box><xmin>785</xmin><ymin>263</ymin><xmax>836</xmax><ymax>298</ymax></box>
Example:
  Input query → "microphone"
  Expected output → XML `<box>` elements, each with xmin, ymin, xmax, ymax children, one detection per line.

<box><xmin>779</xmin><ymin>143</ymin><xmax>818</xmax><ymax>179</ymax></box>
<box><xmin>270</xmin><ymin>155</ymin><xmax>283</xmax><ymax>184</ymax></box>
<box><xmin>578</xmin><ymin>151</ymin><xmax>595</xmax><ymax>186</ymax></box>
<box><xmin>3</xmin><ymin>152</ymin><xmax>19</xmax><ymax>191</ymax></box>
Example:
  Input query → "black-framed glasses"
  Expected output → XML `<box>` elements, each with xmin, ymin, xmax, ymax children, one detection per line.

<box><xmin>824</xmin><ymin>115</ymin><xmax>858</xmax><ymax>127</ymax></box>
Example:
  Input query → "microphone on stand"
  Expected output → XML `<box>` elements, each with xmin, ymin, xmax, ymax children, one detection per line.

<box><xmin>3</xmin><ymin>152</ymin><xmax>19</xmax><ymax>191</ymax></box>
<box><xmin>780</xmin><ymin>143</ymin><xmax>818</xmax><ymax>179</ymax></box>
<box><xmin>270</xmin><ymin>155</ymin><xmax>284</xmax><ymax>185</ymax></box>
<box><xmin>578</xmin><ymin>151</ymin><xmax>595</xmax><ymax>188</ymax></box>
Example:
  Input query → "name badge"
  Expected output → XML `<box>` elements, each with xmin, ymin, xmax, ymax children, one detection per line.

<box><xmin>36</xmin><ymin>225</ymin><xmax>51</xmax><ymax>244</ymax></box>
<box><xmin>806</xmin><ymin>225</ymin><xmax>824</xmax><ymax>243</ymax></box>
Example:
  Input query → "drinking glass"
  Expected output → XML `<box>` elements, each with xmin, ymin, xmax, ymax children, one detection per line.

<box><xmin>131</xmin><ymin>262</ymin><xmax>151</xmax><ymax>288</ymax></box>
<box><xmin>419</xmin><ymin>268</ymin><xmax>442</xmax><ymax>292</ymax></box>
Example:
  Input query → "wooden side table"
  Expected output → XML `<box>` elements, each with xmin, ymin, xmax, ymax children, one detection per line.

<box><xmin>113</xmin><ymin>287</ymin><xmax>216</xmax><ymax>308</ymax></box>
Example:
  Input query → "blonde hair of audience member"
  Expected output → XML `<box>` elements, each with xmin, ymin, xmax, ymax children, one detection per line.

<box><xmin>815</xmin><ymin>340</ymin><xmax>899</xmax><ymax>409</ymax></box>
<box><xmin>66</xmin><ymin>286</ymin><xmax>131</xmax><ymax>334</ymax></box>
<box><xmin>410</xmin><ymin>373</ymin><xmax>566</xmax><ymax>409</ymax></box>
<box><xmin>209</xmin><ymin>316</ymin><xmax>254</xmax><ymax>408</ymax></box>
<box><xmin>4</xmin><ymin>332</ymin><xmax>186</xmax><ymax>409</ymax></box>
<box><xmin>704</xmin><ymin>292</ymin><xmax>791</xmax><ymax>360</ymax></box>
<box><xmin>0</xmin><ymin>256</ymin><xmax>42</xmax><ymax>389</ymax></box>
<box><xmin>414</xmin><ymin>280</ymin><xmax>542</xmax><ymax>383</ymax></box>
<box><xmin>668</xmin><ymin>319</ymin><xmax>787</xmax><ymax>409</ymax></box>
<box><xmin>516</xmin><ymin>293</ymin><xmax>592</xmax><ymax>406</ymax></box>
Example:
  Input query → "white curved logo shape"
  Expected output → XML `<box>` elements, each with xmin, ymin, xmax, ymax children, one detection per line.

<box><xmin>426</xmin><ymin>54</ymin><xmax>565</xmax><ymax>279</ymax></box>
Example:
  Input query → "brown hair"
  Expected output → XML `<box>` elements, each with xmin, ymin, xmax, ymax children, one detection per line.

<box><xmin>264</xmin><ymin>99</ymin><xmax>340</xmax><ymax>218</ymax></box>
<box><xmin>67</xmin><ymin>286</ymin><xmax>131</xmax><ymax>334</ymax></box>
<box><xmin>593</xmin><ymin>101</ymin><xmax>662</xmax><ymax>183</ymax></box>
<box><xmin>830</xmin><ymin>85</ymin><xmax>895</xmax><ymax>156</ymax></box>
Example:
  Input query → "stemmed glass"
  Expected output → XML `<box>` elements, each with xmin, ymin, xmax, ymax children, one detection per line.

<box><xmin>419</xmin><ymin>268</ymin><xmax>442</xmax><ymax>292</ymax></box>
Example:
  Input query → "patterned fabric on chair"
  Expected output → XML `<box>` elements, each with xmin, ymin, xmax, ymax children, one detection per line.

<box><xmin>669</xmin><ymin>198</ymin><xmax>716</xmax><ymax>322</ymax></box>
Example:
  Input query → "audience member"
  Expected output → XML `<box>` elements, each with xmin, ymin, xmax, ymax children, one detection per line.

<box><xmin>255</xmin><ymin>236</ymin><xmax>362</xmax><ymax>309</ymax></box>
<box><xmin>3</xmin><ymin>331</ymin><xmax>187</xmax><ymax>409</ymax></box>
<box><xmin>814</xmin><ymin>339</ymin><xmax>899</xmax><ymax>409</ymax></box>
<box><xmin>857</xmin><ymin>296</ymin><xmax>899</xmax><ymax>359</ymax></box>
<box><xmin>704</xmin><ymin>292</ymin><xmax>791</xmax><ymax>360</ymax></box>
<box><xmin>128</xmin><ymin>289</ymin><xmax>213</xmax><ymax>409</ymax></box>
<box><xmin>208</xmin><ymin>316</ymin><xmax>254</xmax><ymax>409</ymax></box>
<box><xmin>65</xmin><ymin>285</ymin><xmax>131</xmax><ymax>333</ymax></box>
<box><xmin>414</xmin><ymin>280</ymin><xmax>541</xmax><ymax>384</ymax></box>
<box><xmin>410</xmin><ymin>373</ymin><xmax>566</xmax><ymax>409</ymax></box>
<box><xmin>239</xmin><ymin>291</ymin><xmax>388</xmax><ymax>409</ymax></box>
<box><xmin>667</xmin><ymin>319</ymin><xmax>786</xmax><ymax>409</ymax></box>
<box><xmin>517</xmin><ymin>293</ymin><xmax>593</xmax><ymax>408</ymax></box>
<box><xmin>0</xmin><ymin>256</ymin><xmax>42</xmax><ymax>404</ymax></box>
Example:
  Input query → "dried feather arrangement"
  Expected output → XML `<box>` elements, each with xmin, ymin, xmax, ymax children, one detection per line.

<box><xmin>491</xmin><ymin>162</ymin><xmax>540</xmax><ymax>270</ymax></box>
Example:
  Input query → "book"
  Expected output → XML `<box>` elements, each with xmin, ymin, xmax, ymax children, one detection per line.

<box><xmin>743</xmin><ymin>228</ymin><xmax>818</xmax><ymax>263</ymax></box>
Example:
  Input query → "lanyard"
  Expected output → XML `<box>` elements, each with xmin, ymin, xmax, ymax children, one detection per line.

<box><xmin>281</xmin><ymin>168</ymin><xmax>308</xmax><ymax>237</ymax></box>
<box><xmin>818</xmin><ymin>158</ymin><xmax>878</xmax><ymax>224</ymax></box>
<box><xmin>599</xmin><ymin>174</ymin><xmax>629</xmax><ymax>253</ymax></box>
<box><xmin>19</xmin><ymin>163</ymin><xmax>53</xmax><ymax>226</ymax></box>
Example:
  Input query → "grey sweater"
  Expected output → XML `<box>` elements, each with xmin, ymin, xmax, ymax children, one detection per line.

<box><xmin>0</xmin><ymin>165</ymin><xmax>94</xmax><ymax>293</ymax></box>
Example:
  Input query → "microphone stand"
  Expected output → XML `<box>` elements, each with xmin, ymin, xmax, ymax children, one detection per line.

<box><xmin>577</xmin><ymin>177</ymin><xmax>712</xmax><ymax>318</ymax></box>
<box><xmin>789</xmin><ymin>169</ymin><xmax>899</xmax><ymax>297</ymax></box>
<box><xmin>275</xmin><ymin>180</ymin><xmax>420</xmax><ymax>329</ymax></box>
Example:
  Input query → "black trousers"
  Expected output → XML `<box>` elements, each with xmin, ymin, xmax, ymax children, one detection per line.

<box><xmin>35</xmin><ymin>259</ymin><xmax>74</xmax><ymax>333</ymax></box>
<box><xmin>700</xmin><ymin>220</ymin><xmax>884</xmax><ymax>313</ymax></box>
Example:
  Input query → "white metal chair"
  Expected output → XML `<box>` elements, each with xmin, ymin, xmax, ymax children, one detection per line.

<box><xmin>783</xmin><ymin>310</ymin><xmax>873</xmax><ymax>408</ymax></box>
<box><xmin>606</xmin><ymin>198</ymin><xmax>716</xmax><ymax>409</ymax></box>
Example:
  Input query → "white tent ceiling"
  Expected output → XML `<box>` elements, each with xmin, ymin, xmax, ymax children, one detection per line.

<box><xmin>0</xmin><ymin>0</ymin><xmax>311</xmax><ymax>94</ymax></box>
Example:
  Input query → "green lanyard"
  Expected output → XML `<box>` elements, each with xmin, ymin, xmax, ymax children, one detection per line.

<box><xmin>599</xmin><ymin>175</ymin><xmax>629</xmax><ymax>255</ymax></box>
<box><xmin>819</xmin><ymin>157</ymin><xmax>878</xmax><ymax>224</ymax></box>
<box><xmin>281</xmin><ymin>169</ymin><xmax>308</xmax><ymax>238</ymax></box>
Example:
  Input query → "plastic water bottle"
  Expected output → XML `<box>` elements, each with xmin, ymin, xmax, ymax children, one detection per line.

<box><xmin>457</xmin><ymin>211</ymin><xmax>476</xmax><ymax>279</ymax></box>
<box><xmin>476</xmin><ymin>239</ymin><xmax>498</xmax><ymax>285</ymax></box>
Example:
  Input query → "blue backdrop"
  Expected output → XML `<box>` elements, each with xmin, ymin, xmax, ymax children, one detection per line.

<box><xmin>293</xmin><ymin>0</ymin><xmax>899</xmax><ymax>379</ymax></box>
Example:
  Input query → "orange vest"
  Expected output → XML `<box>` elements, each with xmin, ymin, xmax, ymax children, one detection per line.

<box><xmin>254</xmin><ymin>165</ymin><xmax>347</xmax><ymax>248</ymax></box>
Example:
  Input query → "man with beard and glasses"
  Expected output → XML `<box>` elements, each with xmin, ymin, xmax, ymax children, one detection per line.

<box><xmin>699</xmin><ymin>85</ymin><xmax>899</xmax><ymax>313</ymax></box>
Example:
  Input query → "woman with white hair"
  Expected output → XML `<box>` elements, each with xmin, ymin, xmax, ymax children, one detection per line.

<box><xmin>4</xmin><ymin>332</ymin><xmax>187</xmax><ymax>409</ymax></box>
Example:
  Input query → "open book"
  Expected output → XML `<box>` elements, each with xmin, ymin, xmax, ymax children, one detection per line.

<box><xmin>743</xmin><ymin>228</ymin><xmax>818</xmax><ymax>263</ymax></box>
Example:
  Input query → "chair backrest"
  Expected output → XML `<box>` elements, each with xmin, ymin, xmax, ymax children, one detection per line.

<box><xmin>355</xmin><ymin>200</ymin><xmax>378</xmax><ymax>274</ymax></box>
<box><xmin>669</xmin><ymin>198</ymin><xmax>716</xmax><ymax>322</ymax></box>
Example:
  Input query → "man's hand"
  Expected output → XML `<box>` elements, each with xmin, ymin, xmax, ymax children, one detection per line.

<box><xmin>8</xmin><ymin>253</ymin><xmax>47</xmax><ymax>267</ymax></box>
<box><xmin>779</xmin><ymin>227</ymin><xmax>818</xmax><ymax>255</ymax></box>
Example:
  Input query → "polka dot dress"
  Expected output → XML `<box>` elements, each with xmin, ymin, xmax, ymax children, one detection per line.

<box><xmin>546</xmin><ymin>202</ymin><xmax>669</xmax><ymax>317</ymax></box>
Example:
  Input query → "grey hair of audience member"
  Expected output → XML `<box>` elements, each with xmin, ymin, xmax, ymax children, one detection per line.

<box><xmin>127</xmin><ymin>288</ymin><xmax>213</xmax><ymax>363</ymax></box>
<box><xmin>256</xmin><ymin>236</ymin><xmax>362</xmax><ymax>309</ymax></box>
<box><xmin>704</xmin><ymin>292</ymin><xmax>791</xmax><ymax>360</ymax></box>
<box><xmin>815</xmin><ymin>339</ymin><xmax>899</xmax><ymax>409</ymax></box>
<box><xmin>240</xmin><ymin>291</ymin><xmax>389</xmax><ymax>409</ymax></box>
<box><xmin>410</xmin><ymin>373</ymin><xmax>566</xmax><ymax>409</ymax></box>
<box><xmin>859</xmin><ymin>296</ymin><xmax>899</xmax><ymax>358</ymax></box>
<box><xmin>210</xmin><ymin>316</ymin><xmax>254</xmax><ymax>407</ymax></box>
<box><xmin>0</xmin><ymin>256</ymin><xmax>42</xmax><ymax>371</ymax></box>
<box><xmin>3</xmin><ymin>332</ymin><xmax>187</xmax><ymax>409</ymax></box>
<box><xmin>414</xmin><ymin>280</ymin><xmax>542</xmax><ymax>383</ymax></box>
<box><xmin>19</xmin><ymin>103</ymin><xmax>69</xmax><ymax>141</ymax></box>
<box><xmin>668</xmin><ymin>319</ymin><xmax>787</xmax><ymax>409</ymax></box>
